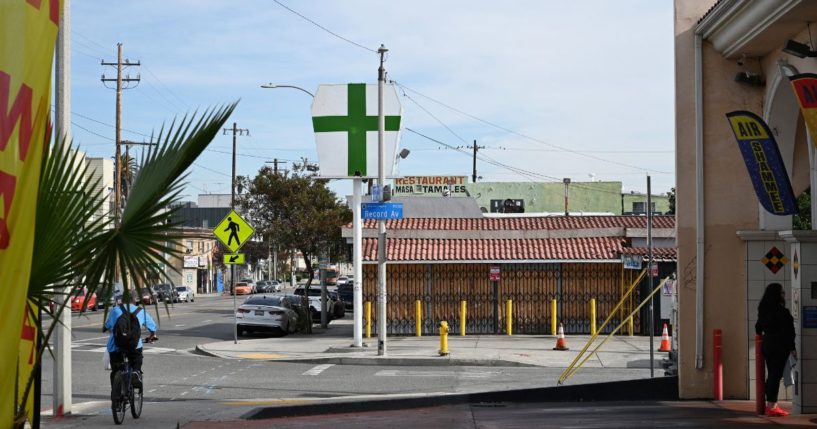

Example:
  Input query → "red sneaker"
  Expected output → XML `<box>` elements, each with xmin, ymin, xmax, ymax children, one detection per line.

<box><xmin>766</xmin><ymin>406</ymin><xmax>789</xmax><ymax>417</ymax></box>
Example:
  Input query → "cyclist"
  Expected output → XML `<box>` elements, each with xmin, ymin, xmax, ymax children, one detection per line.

<box><xmin>103</xmin><ymin>295</ymin><xmax>157</xmax><ymax>388</ymax></box>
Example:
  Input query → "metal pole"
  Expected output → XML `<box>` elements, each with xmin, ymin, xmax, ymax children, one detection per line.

<box><xmin>376</xmin><ymin>44</ymin><xmax>388</xmax><ymax>356</ymax></box>
<box><xmin>231</xmin><ymin>122</ymin><xmax>237</xmax><ymax>344</ymax></box>
<box><xmin>352</xmin><ymin>178</ymin><xmax>363</xmax><ymax>347</ymax></box>
<box><xmin>320</xmin><ymin>264</ymin><xmax>328</xmax><ymax>328</ymax></box>
<box><xmin>648</xmin><ymin>175</ymin><xmax>654</xmax><ymax>377</ymax></box>
<box><xmin>53</xmin><ymin>4</ymin><xmax>72</xmax><ymax>415</ymax></box>
<box><xmin>563</xmin><ymin>178</ymin><xmax>571</xmax><ymax>216</ymax></box>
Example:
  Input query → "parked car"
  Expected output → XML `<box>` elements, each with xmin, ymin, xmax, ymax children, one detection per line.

<box><xmin>256</xmin><ymin>280</ymin><xmax>280</xmax><ymax>293</ymax></box>
<box><xmin>176</xmin><ymin>286</ymin><xmax>195</xmax><ymax>302</ymax></box>
<box><xmin>293</xmin><ymin>286</ymin><xmax>336</xmax><ymax>321</ymax></box>
<box><xmin>280</xmin><ymin>294</ymin><xmax>309</xmax><ymax>327</ymax></box>
<box><xmin>154</xmin><ymin>283</ymin><xmax>180</xmax><ymax>303</ymax></box>
<box><xmin>337</xmin><ymin>283</ymin><xmax>353</xmax><ymax>309</ymax></box>
<box><xmin>70</xmin><ymin>288</ymin><xmax>98</xmax><ymax>312</ymax></box>
<box><xmin>328</xmin><ymin>291</ymin><xmax>346</xmax><ymax>318</ymax></box>
<box><xmin>140</xmin><ymin>287</ymin><xmax>158</xmax><ymax>305</ymax></box>
<box><xmin>234</xmin><ymin>282</ymin><xmax>252</xmax><ymax>295</ymax></box>
<box><xmin>236</xmin><ymin>294</ymin><xmax>299</xmax><ymax>336</ymax></box>
<box><xmin>336</xmin><ymin>276</ymin><xmax>349</xmax><ymax>286</ymax></box>
<box><xmin>240</xmin><ymin>278</ymin><xmax>257</xmax><ymax>294</ymax></box>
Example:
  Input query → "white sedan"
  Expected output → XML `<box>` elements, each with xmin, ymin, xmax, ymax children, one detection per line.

<box><xmin>176</xmin><ymin>286</ymin><xmax>195</xmax><ymax>302</ymax></box>
<box><xmin>236</xmin><ymin>294</ymin><xmax>299</xmax><ymax>336</ymax></box>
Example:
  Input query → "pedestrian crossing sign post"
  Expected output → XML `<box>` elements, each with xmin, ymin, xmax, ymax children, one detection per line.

<box><xmin>213</xmin><ymin>210</ymin><xmax>255</xmax><ymax>253</ymax></box>
<box><xmin>224</xmin><ymin>253</ymin><xmax>245</xmax><ymax>265</ymax></box>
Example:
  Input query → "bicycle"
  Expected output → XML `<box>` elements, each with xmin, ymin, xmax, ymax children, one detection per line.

<box><xmin>110</xmin><ymin>335</ymin><xmax>156</xmax><ymax>424</ymax></box>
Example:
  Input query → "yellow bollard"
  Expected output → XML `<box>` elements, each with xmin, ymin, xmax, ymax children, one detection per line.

<box><xmin>439</xmin><ymin>321</ymin><xmax>449</xmax><ymax>356</ymax></box>
<box><xmin>460</xmin><ymin>300</ymin><xmax>467</xmax><ymax>336</ymax></box>
<box><xmin>628</xmin><ymin>315</ymin><xmax>634</xmax><ymax>337</ymax></box>
<box><xmin>365</xmin><ymin>301</ymin><xmax>372</xmax><ymax>338</ymax></box>
<box><xmin>415</xmin><ymin>300</ymin><xmax>422</xmax><ymax>337</ymax></box>
<box><xmin>506</xmin><ymin>299</ymin><xmax>513</xmax><ymax>335</ymax></box>
<box><xmin>551</xmin><ymin>298</ymin><xmax>557</xmax><ymax>335</ymax></box>
<box><xmin>590</xmin><ymin>298</ymin><xmax>597</xmax><ymax>336</ymax></box>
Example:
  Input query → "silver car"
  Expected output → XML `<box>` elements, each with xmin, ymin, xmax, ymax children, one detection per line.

<box><xmin>236</xmin><ymin>294</ymin><xmax>299</xmax><ymax>336</ymax></box>
<box><xmin>176</xmin><ymin>286</ymin><xmax>195</xmax><ymax>302</ymax></box>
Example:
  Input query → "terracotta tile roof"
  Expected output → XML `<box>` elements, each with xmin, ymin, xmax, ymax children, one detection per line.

<box><xmin>360</xmin><ymin>215</ymin><xmax>674</xmax><ymax>231</ymax></box>
<box><xmin>619</xmin><ymin>247</ymin><xmax>678</xmax><ymax>261</ymax></box>
<box><xmin>363</xmin><ymin>237</ymin><xmax>638</xmax><ymax>262</ymax></box>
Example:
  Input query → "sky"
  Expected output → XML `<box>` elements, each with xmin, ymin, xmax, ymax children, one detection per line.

<box><xmin>66</xmin><ymin>0</ymin><xmax>675</xmax><ymax>203</ymax></box>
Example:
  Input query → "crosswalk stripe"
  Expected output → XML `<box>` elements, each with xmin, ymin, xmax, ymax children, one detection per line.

<box><xmin>302</xmin><ymin>364</ymin><xmax>334</xmax><ymax>376</ymax></box>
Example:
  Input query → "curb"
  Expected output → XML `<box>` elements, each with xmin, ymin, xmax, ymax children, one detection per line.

<box><xmin>194</xmin><ymin>345</ymin><xmax>536</xmax><ymax>367</ymax></box>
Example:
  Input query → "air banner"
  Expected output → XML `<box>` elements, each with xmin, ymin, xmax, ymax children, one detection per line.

<box><xmin>0</xmin><ymin>0</ymin><xmax>62</xmax><ymax>425</ymax></box>
<box><xmin>725</xmin><ymin>111</ymin><xmax>797</xmax><ymax>215</ymax></box>
<box><xmin>789</xmin><ymin>73</ymin><xmax>817</xmax><ymax>149</ymax></box>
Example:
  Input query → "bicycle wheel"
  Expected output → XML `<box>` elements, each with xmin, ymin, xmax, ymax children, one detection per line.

<box><xmin>130</xmin><ymin>384</ymin><xmax>143</xmax><ymax>418</ymax></box>
<box><xmin>111</xmin><ymin>372</ymin><xmax>126</xmax><ymax>424</ymax></box>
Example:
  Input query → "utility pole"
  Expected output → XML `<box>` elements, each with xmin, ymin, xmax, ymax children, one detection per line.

<box><xmin>53</xmin><ymin>1</ymin><xmax>72</xmax><ymax>419</ymax></box>
<box><xmin>647</xmin><ymin>175</ymin><xmax>654</xmax><ymax>377</ymax></box>
<box><xmin>468</xmin><ymin>140</ymin><xmax>485</xmax><ymax>183</ymax></box>
<box><xmin>120</xmin><ymin>140</ymin><xmax>157</xmax><ymax>201</ymax></box>
<box><xmin>101</xmin><ymin>43</ymin><xmax>140</xmax><ymax>227</ymax></box>
<box><xmin>223</xmin><ymin>123</ymin><xmax>249</xmax><ymax>344</ymax></box>
<box><xmin>563</xmin><ymin>178</ymin><xmax>571</xmax><ymax>216</ymax></box>
<box><xmin>377</xmin><ymin>44</ymin><xmax>388</xmax><ymax>356</ymax></box>
<box><xmin>265</xmin><ymin>158</ymin><xmax>288</xmax><ymax>175</ymax></box>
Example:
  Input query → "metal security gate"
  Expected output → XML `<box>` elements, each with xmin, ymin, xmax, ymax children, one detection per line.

<box><xmin>362</xmin><ymin>262</ymin><xmax>640</xmax><ymax>335</ymax></box>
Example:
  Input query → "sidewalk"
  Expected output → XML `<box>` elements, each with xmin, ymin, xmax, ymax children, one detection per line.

<box><xmin>197</xmin><ymin>317</ymin><xmax>668</xmax><ymax>370</ymax></box>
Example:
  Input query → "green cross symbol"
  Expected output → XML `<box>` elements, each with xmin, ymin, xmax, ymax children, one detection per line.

<box><xmin>312</xmin><ymin>83</ymin><xmax>401</xmax><ymax>176</ymax></box>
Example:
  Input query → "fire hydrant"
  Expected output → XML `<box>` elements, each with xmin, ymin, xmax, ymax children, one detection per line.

<box><xmin>439</xmin><ymin>321</ymin><xmax>449</xmax><ymax>356</ymax></box>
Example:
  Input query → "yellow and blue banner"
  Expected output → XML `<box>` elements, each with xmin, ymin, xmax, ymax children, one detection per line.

<box><xmin>0</xmin><ymin>0</ymin><xmax>62</xmax><ymax>425</ymax></box>
<box><xmin>789</xmin><ymin>73</ymin><xmax>817</xmax><ymax>150</ymax></box>
<box><xmin>726</xmin><ymin>111</ymin><xmax>797</xmax><ymax>215</ymax></box>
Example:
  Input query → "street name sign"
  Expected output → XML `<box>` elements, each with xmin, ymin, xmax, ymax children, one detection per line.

<box><xmin>362</xmin><ymin>202</ymin><xmax>403</xmax><ymax>220</ymax></box>
<box><xmin>224</xmin><ymin>253</ymin><xmax>245</xmax><ymax>265</ymax></box>
<box><xmin>213</xmin><ymin>210</ymin><xmax>254</xmax><ymax>253</ymax></box>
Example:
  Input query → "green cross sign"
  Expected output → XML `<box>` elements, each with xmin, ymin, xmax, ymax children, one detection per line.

<box><xmin>312</xmin><ymin>83</ymin><xmax>401</xmax><ymax>176</ymax></box>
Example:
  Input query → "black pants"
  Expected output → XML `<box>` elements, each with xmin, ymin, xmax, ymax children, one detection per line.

<box><xmin>763</xmin><ymin>349</ymin><xmax>789</xmax><ymax>403</ymax></box>
<box><xmin>109</xmin><ymin>348</ymin><xmax>143</xmax><ymax>387</ymax></box>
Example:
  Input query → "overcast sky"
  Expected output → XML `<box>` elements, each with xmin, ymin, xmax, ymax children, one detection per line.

<box><xmin>66</xmin><ymin>0</ymin><xmax>675</xmax><ymax>201</ymax></box>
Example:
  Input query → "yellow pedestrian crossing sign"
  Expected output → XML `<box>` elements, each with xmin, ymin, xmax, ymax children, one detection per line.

<box><xmin>224</xmin><ymin>253</ymin><xmax>245</xmax><ymax>265</ymax></box>
<box><xmin>213</xmin><ymin>210</ymin><xmax>254</xmax><ymax>253</ymax></box>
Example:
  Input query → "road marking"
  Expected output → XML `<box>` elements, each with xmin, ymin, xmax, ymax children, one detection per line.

<box><xmin>175</xmin><ymin>324</ymin><xmax>186</xmax><ymax>327</ymax></box>
<box><xmin>375</xmin><ymin>369</ymin><xmax>499</xmax><ymax>379</ymax></box>
<box><xmin>237</xmin><ymin>352</ymin><xmax>288</xmax><ymax>359</ymax></box>
<box><xmin>74</xmin><ymin>335</ymin><xmax>109</xmax><ymax>342</ymax></box>
<box><xmin>82</xmin><ymin>346</ymin><xmax>176</xmax><ymax>355</ymax></box>
<box><xmin>303</xmin><ymin>364</ymin><xmax>334</xmax><ymax>376</ymax></box>
<box><xmin>180</xmin><ymin>391</ymin><xmax>188</xmax><ymax>396</ymax></box>
<box><xmin>148</xmin><ymin>389</ymin><xmax>156</xmax><ymax>393</ymax></box>
<box><xmin>202</xmin><ymin>320</ymin><xmax>212</xmax><ymax>323</ymax></box>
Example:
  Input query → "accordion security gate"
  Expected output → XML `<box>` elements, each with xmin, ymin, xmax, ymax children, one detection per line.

<box><xmin>362</xmin><ymin>263</ymin><xmax>642</xmax><ymax>335</ymax></box>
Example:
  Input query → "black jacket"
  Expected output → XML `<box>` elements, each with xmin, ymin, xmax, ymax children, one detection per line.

<box><xmin>755</xmin><ymin>305</ymin><xmax>795</xmax><ymax>354</ymax></box>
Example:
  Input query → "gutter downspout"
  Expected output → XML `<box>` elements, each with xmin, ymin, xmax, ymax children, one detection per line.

<box><xmin>694</xmin><ymin>33</ymin><xmax>705</xmax><ymax>370</ymax></box>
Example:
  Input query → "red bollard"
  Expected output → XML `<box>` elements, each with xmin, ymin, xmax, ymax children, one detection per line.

<box><xmin>713</xmin><ymin>329</ymin><xmax>722</xmax><ymax>400</ymax></box>
<box><xmin>755</xmin><ymin>334</ymin><xmax>765</xmax><ymax>416</ymax></box>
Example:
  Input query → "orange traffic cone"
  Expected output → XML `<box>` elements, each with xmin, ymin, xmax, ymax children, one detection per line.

<box><xmin>553</xmin><ymin>323</ymin><xmax>569</xmax><ymax>350</ymax></box>
<box><xmin>658</xmin><ymin>323</ymin><xmax>671</xmax><ymax>352</ymax></box>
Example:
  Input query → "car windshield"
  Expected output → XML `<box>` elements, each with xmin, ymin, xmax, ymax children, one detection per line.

<box><xmin>156</xmin><ymin>284</ymin><xmax>172</xmax><ymax>291</ymax></box>
<box><xmin>245</xmin><ymin>296</ymin><xmax>283</xmax><ymax>306</ymax></box>
<box><xmin>176</xmin><ymin>287</ymin><xmax>186</xmax><ymax>292</ymax></box>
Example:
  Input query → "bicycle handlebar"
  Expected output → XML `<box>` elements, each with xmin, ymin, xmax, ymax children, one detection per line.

<box><xmin>143</xmin><ymin>335</ymin><xmax>158</xmax><ymax>344</ymax></box>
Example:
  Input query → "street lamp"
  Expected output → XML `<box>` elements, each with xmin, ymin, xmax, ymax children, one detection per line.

<box><xmin>260</xmin><ymin>84</ymin><xmax>315</xmax><ymax>98</ymax></box>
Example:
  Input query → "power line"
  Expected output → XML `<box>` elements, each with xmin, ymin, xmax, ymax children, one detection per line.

<box><xmin>192</xmin><ymin>162</ymin><xmax>231</xmax><ymax>178</ymax></box>
<box><xmin>271</xmin><ymin>0</ymin><xmax>377</xmax><ymax>54</ymax></box>
<box><xmin>393</xmin><ymin>81</ymin><xmax>672</xmax><ymax>175</ymax></box>
<box><xmin>142</xmin><ymin>65</ymin><xmax>192</xmax><ymax>110</ymax></box>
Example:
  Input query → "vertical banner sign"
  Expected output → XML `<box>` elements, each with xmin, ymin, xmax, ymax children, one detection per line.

<box><xmin>0</xmin><ymin>0</ymin><xmax>62</xmax><ymax>426</ymax></box>
<box><xmin>311</xmin><ymin>83</ymin><xmax>402</xmax><ymax>178</ymax></box>
<box><xmin>725</xmin><ymin>111</ymin><xmax>797</xmax><ymax>215</ymax></box>
<box><xmin>789</xmin><ymin>73</ymin><xmax>817</xmax><ymax>149</ymax></box>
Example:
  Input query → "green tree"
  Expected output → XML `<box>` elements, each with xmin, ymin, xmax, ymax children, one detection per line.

<box><xmin>794</xmin><ymin>188</ymin><xmax>811</xmax><ymax>230</ymax></box>
<box><xmin>16</xmin><ymin>105</ymin><xmax>236</xmax><ymax>426</ymax></box>
<box><xmin>238</xmin><ymin>163</ymin><xmax>351</xmax><ymax>331</ymax></box>
<box><xmin>666</xmin><ymin>187</ymin><xmax>675</xmax><ymax>215</ymax></box>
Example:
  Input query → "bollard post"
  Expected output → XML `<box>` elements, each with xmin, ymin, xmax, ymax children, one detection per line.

<box><xmin>551</xmin><ymin>298</ymin><xmax>557</xmax><ymax>335</ymax></box>
<box><xmin>628</xmin><ymin>315</ymin><xmax>634</xmax><ymax>337</ymax></box>
<box><xmin>460</xmin><ymin>300</ymin><xmax>467</xmax><ymax>336</ymax></box>
<box><xmin>755</xmin><ymin>334</ymin><xmax>765</xmax><ymax>415</ymax></box>
<box><xmin>714</xmin><ymin>329</ymin><xmax>722</xmax><ymax>400</ymax></box>
<box><xmin>506</xmin><ymin>299</ymin><xmax>513</xmax><ymax>336</ymax></box>
<box><xmin>590</xmin><ymin>298</ymin><xmax>597</xmax><ymax>336</ymax></box>
<box><xmin>365</xmin><ymin>301</ymin><xmax>372</xmax><ymax>338</ymax></box>
<box><xmin>415</xmin><ymin>300</ymin><xmax>422</xmax><ymax>337</ymax></box>
<box><xmin>439</xmin><ymin>321</ymin><xmax>449</xmax><ymax>356</ymax></box>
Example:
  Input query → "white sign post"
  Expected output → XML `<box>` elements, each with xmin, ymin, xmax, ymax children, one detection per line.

<box><xmin>311</xmin><ymin>68</ymin><xmax>403</xmax><ymax>350</ymax></box>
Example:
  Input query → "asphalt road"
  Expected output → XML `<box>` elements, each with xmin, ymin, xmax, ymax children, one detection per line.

<box><xmin>40</xmin><ymin>294</ymin><xmax>642</xmax><ymax>428</ymax></box>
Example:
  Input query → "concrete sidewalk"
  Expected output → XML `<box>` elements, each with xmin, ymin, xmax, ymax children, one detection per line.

<box><xmin>197</xmin><ymin>317</ymin><xmax>669</xmax><ymax>370</ymax></box>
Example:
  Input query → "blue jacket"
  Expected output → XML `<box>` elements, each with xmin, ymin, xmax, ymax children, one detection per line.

<box><xmin>105</xmin><ymin>304</ymin><xmax>157</xmax><ymax>352</ymax></box>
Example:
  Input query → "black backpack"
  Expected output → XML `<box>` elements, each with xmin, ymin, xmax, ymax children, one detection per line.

<box><xmin>113</xmin><ymin>304</ymin><xmax>142</xmax><ymax>351</ymax></box>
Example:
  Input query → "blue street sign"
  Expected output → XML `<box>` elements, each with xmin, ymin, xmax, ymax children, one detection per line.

<box><xmin>362</xmin><ymin>202</ymin><xmax>404</xmax><ymax>220</ymax></box>
<box><xmin>371</xmin><ymin>185</ymin><xmax>383</xmax><ymax>202</ymax></box>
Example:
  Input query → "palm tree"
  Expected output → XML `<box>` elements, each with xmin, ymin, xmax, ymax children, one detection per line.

<box><xmin>14</xmin><ymin>104</ymin><xmax>236</xmax><ymax>427</ymax></box>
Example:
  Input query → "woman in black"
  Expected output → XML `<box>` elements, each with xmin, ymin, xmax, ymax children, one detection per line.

<box><xmin>755</xmin><ymin>282</ymin><xmax>796</xmax><ymax>417</ymax></box>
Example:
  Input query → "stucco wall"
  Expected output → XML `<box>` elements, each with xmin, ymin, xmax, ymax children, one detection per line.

<box><xmin>469</xmin><ymin>181</ymin><xmax>622</xmax><ymax>213</ymax></box>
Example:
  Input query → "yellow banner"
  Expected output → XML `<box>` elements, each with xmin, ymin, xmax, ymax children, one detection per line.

<box><xmin>789</xmin><ymin>74</ymin><xmax>817</xmax><ymax>150</ymax></box>
<box><xmin>1</xmin><ymin>0</ymin><xmax>62</xmax><ymax>426</ymax></box>
<box><xmin>17</xmin><ymin>302</ymin><xmax>38</xmax><ymax>424</ymax></box>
